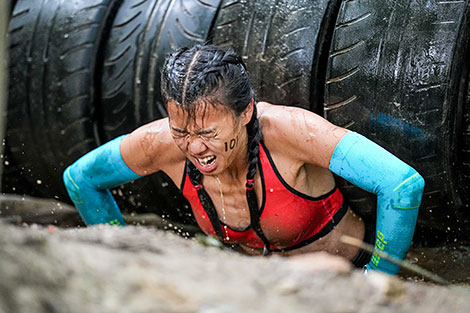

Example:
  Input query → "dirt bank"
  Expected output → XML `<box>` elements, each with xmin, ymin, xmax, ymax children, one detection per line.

<box><xmin>1</xmin><ymin>219</ymin><xmax>469</xmax><ymax>313</ymax></box>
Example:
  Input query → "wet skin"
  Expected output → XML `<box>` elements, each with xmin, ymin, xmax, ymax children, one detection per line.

<box><xmin>120</xmin><ymin>101</ymin><xmax>365</xmax><ymax>260</ymax></box>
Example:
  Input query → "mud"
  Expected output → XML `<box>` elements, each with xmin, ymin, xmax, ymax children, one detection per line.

<box><xmin>1</xmin><ymin>195</ymin><xmax>470</xmax><ymax>313</ymax></box>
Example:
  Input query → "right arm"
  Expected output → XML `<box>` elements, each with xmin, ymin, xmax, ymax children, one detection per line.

<box><xmin>63</xmin><ymin>118</ymin><xmax>178</xmax><ymax>226</ymax></box>
<box><xmin>63</xmin><ymin>135</ymin><xmax>142</xmax><ymax>226</ymax></box>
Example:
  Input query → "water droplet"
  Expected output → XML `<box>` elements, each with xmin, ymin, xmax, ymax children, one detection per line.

<box><xmin>270</xmin><ymin>188</ymin><xmax>274</xmax><ymax>193</ymax></box>
<box><xmin>63</xmin><ymin>33</ymin><xmax>69</xmax><ymax>38</ymax></box>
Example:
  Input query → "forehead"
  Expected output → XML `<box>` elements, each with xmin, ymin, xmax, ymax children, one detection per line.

<box><xmin>167</xmin><ymin>100</ymin><xmax>236</xmax><ymax>129</ymax></box>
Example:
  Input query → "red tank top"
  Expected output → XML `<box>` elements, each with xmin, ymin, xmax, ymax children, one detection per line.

<box><xmin>181</xmin><ymin>141</ymin><xmax>346</xmax><ymax>251</ymax></box>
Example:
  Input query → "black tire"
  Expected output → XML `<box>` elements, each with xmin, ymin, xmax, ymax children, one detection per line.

<box><xmin>212</xmin><ymin>0</ymin><xmax>337</xmax><ymax>110</ymax></box>
<box><xmin>100</xmin><ymin>0</ymin><xmax>222</xmax><ymax>224</ymax></box>
<box><xmin>322</xmin><ymin>0</ymin><xmax>470</xmax><ymax>241</ymax></box>
<box><xmin>1</xmin><ymin>0</ymin><xmax>27</xmax><ymax>196</ymax></box>
<box><xmin>7</xmin><ymin>0</ymin><xmax>122</xmax><ymax>200</ymax></box>
<box><xmin>101</xmin><ymin>0</ymin><xmax>222</xmax><ymax>140</ymax></box>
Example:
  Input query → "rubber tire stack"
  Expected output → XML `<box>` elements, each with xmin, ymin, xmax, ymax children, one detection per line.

<box><xmin>5</xmin><ymin>0</ymin><xmax>470</xmax><ymax>242</ymax></box>
<box><xmin>7</xmin><ymin>0</ymin><xmax>123</xmax><ymax>201</ymax></box>
<box><xmin>323</xmin><ymin>0</ymin><xmax>470</xmax><ymax>243</ymax></box>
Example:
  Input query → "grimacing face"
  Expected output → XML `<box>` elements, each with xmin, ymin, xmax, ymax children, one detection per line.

<box><xmin>167</xmin><ymin>100</ymin><xmax>252</xmax><ymax>175</ymax></box>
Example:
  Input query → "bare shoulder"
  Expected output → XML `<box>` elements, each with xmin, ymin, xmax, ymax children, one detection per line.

<box><xmin>257</xmin><ymin>102</ymin><xmax>348</xmax><ymax>168</ymax></box>
<box><xmin>120</xmin><ymin>118</ymin><xmax>185</xmax><ymax>176</ymax></box>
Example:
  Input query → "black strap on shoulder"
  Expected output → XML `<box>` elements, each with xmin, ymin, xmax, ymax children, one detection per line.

<box><xmin>185</xmin><ymin>160</ymin><xmax>225</xmax><ymax>241</ymax></box>
<box><xmin>246</xmin><ymin>191</ymin><xmax>271</xmax><ymax>255</ymax></box>
<box><xmin>186</xmin><ymin>157</ymin><xmax>272</xmax><ymax>254</ymax></box>
<box><xmin>246</xmin><ymin>157</ymin><xmax>272</xmax><ymax>255</ymax></box>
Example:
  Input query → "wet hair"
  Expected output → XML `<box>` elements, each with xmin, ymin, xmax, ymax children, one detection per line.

<box><xmin>161</xmin><ymin>45</ymin><xmax>272</xmax><ymax>253</ymax></box>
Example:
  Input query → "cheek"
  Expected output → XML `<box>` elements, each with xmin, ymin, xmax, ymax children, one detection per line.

<box><xmin>222</xmin><ymin>136</ymin><xmax>239</xmax><ymax>152</ymax></box>
<box><xmin>212</xmin><ymin>137</ymin><xmax>238</xmax><ymax>154</ymax></box>
<box><xmin>207</xmin><ymin>141</ymin><xmax>226</xmax><ymax>154</ymax></box>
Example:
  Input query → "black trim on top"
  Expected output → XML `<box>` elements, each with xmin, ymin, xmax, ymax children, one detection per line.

<box><xmin>257</xmin><ymin>151</ymin><xmax>267</xmax><ymax>219</ymax></box>
<box><xmin>271</xmin><ymin>203</ymin><xmax>348</xmax><ymax>252</ymax></box>
<box><xmin>259</xmin><ymin>140</ymin><xmax>337</xmax><ymax>200</ymax></box>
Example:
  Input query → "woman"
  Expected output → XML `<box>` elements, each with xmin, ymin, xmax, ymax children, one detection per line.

<box><xmin>63</xmin><ymin>45</ymin><xmax>424</xmax><ymax>275</ymax></box>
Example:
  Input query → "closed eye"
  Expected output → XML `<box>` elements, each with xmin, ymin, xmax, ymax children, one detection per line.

<box><xmin>171</xmin><ymin>127</ymin><xmax>188</xmax><ymax>138</ymax></box>
<box><xmin>170</xmin><ymin>126</ymin><xmax>217</xmax><ymax>139</ymax></box>
<box><xmin>171</xmin><ymin>126</ymin><xmax>186</xmax><ymax>133</ymax></box>
<box><xmin>198</xmin><ymin>130</ymin><xmax>219</xmax><ymax>140</ymax></box>
<box><xmin>196</xmin><ymin>128</ymin><xmax>215</xmax><ymax>136</ymax></box>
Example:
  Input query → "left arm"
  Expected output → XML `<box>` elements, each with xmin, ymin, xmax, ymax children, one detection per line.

<box><xmin>329</xmin><ymin>132</ymin><xmax>424</xmax><ymax>274</ymax></box>
<box><xmin>261</xmin><ymin>104</ymin><xmax>424</xmax><ymax>274</ymax></box>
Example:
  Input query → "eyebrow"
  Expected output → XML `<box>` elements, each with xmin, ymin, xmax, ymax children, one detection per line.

<box><xmin>171</xmin><ymin>126</ymin><xmax>188</xmax><ymax>134</ymax></box>
<box><xmin>171</xmin><ymin>126</ymin><xmax>215</xmax><ymax>135</ymax></box>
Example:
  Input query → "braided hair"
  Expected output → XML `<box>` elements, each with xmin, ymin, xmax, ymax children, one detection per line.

<box><xmin>161</xmin><ymin>45</ymin><xmax>272</xmax><ymax>254</ymax></box>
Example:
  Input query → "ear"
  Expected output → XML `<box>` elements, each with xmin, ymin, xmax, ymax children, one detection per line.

<box><xmin>241</xmin><ymin>98</ymin><xmax>255</xmax><ymax>126</ymax></box>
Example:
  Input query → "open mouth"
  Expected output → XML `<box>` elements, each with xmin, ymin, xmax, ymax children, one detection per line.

<box><xmin>195</xmin><ymin>155</ymin><xmax>216</xmax><ymax>169</ymax></box>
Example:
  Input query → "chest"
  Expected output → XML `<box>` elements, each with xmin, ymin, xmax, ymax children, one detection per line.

<box><xmin>182</xmin><ymin>166</ymin><xmax>341</xmax><ymax>249</ymax></box>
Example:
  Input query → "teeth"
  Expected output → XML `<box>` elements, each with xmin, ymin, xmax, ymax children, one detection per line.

<box><xmin>198</xmin><ymin>156</ymin><xmax>215</xmax><ymax>166</ymax></box>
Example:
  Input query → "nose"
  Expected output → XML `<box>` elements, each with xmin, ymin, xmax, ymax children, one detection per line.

<box><xmin>187</xmin><ymin>136</ymin><xmax>208</xmax><ymax>155</ymax></box>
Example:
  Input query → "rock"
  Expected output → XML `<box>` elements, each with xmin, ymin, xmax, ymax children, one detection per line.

<box><xmin>0</xmin><ymin>194</ymin><xmax>81</xmax><ymax>226</ymax></box>
<box><xmin>0</xmin><ymin>194</ymin><xmax>200</xmax><ymax>238</ymax></box>
<box><xmin>1</xmin><ymin>221</ymin><xmax>470</xmax><ymax>313</ymax></box>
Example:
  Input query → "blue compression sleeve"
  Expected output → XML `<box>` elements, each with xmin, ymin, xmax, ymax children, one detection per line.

<box><xmin>63</xmin><ymin>135</ymin><xmax>142</xmax><ymax>226</ymax></box>
<box><xmin>329</xmin><ymin>132</ymin><xmax>424</xmax><ymax>274</ymax></box>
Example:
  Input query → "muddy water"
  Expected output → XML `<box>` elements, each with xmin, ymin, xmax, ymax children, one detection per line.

<box><xmin>402</xmin><ymin>242</ymin><xmax>470</xmax><ymax>285</ymax></box>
